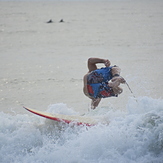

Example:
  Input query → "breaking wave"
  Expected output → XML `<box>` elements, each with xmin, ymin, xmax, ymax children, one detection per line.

<box><xmin>0</xmin><ymin>96</ymin><xmax>163</xmax><ymax>163</ymax></box>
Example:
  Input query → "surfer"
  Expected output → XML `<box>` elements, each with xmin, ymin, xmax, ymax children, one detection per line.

<box><xmin>83</xmin><ymin>57</ymin><xmax>126</xmax><ymax>109</ymax></box>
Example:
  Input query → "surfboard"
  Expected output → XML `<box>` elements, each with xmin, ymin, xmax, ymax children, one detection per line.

<box><xmin>24</xmin><ymin>107</ymin><xmax>99</xmax><ymax>126</ymax></box>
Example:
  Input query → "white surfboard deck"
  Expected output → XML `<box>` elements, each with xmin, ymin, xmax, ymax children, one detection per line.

<box><xmin>24</xmin><ymin>107</ymin><xmax>101</xmax><ymax>126</ymax></box>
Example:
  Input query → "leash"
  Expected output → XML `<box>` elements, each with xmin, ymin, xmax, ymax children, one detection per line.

<box><xmin>125</xmin><ymin>81</ymin><xmax>138</xmax><ymax>102</ymax></box>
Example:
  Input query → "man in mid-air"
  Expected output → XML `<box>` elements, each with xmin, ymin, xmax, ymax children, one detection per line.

<box><xmin>83</xmin><ymin>57</ymin><xmax>126</xmax><ymax>109</ymax></box>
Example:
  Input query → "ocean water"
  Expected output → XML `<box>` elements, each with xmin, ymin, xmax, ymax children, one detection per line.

<box><xmin>0</xmin><ymin>0</ymin><xmax>143</xmax><ymax>2</ymax></box>
<box><xmin>0</xmin><ymin>96</ymin><xmax>163</xmax><ymax>163</ymax></box>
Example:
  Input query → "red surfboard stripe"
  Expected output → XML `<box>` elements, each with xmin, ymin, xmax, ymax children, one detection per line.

<box><xmin>24</xmin><ymin>107</ymin><xmax>95</xmax><ymax>126</ymax></box>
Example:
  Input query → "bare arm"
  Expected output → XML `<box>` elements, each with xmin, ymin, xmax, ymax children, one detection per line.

<box><xmin>87</xmin><ymin>58</ymin><xmax>111</xmax><ymax>72</ymax></box>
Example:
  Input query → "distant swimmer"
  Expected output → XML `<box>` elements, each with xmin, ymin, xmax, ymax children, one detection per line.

<box><xmin>47</xmin><ymin>19</ymin><xmax>53</xmax><ymax>23</ymax></box>
<box><xmin>59</xmin><ymin>19</ymin><xmax>64</xmax><ymax>23</ymax></box>
<box><xmin>83</xmin><ymin>58</ymin><xmax>126</xmax><ymax>109</ymax></box>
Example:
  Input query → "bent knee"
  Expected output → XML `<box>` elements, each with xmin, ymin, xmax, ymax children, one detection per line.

<box><xmin>111</xmin><ymin>66</ymin><xmax>121</xmax><ymax>76</ymax></box>
<box><xmin>88</xmin><ymin>58</ymin><xmax>94</xmax><ymax>64</ymax></box>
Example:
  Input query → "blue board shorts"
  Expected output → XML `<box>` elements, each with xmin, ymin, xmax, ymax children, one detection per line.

<box><xmin>87</xmin><ymin>67</ymin><xmax>117</xmax><ymax>98</ymax></box>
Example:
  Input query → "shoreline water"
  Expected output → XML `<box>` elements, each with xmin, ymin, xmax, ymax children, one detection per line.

<box><xmin>0</xmin><ymin>0</ymin><xmax>163</xmax><ymax>114</ymax></box>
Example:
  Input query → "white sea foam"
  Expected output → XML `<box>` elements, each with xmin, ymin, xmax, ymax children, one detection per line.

<box><xmin>0</xmin><ymin>96</ymin><xmax>163</xmax><ymax>163</ymax></box>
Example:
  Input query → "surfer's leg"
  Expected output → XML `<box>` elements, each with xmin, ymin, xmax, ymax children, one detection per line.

<box><xmin>87</xmin><ymin>58</ymin><xmax>110</xmax><ymax>72</ymax></box>
<box><xmin>91</xmin><ymin>98</ymin><xmax>101</xmax><ymax>109</ymax></box>
<box><xmin>87</xmin><ymin>58</ymin><xmax>98</xmax><ymax>72</ymax></box>
<box><xmin>111</xmin><ymin>66</ymin><xmax>121</xmax><ymax>76</ymax></box>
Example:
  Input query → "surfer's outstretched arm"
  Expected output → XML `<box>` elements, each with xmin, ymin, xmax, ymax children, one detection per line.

<box><xmin>91</xmin><ymin>98</ymin><xmax>101</xmax><ymax>109</ymax></box>
<box><xmin>87</xmin><ymin>58</ymin><xmax>111</xmax><ymax>72</ymax></box>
